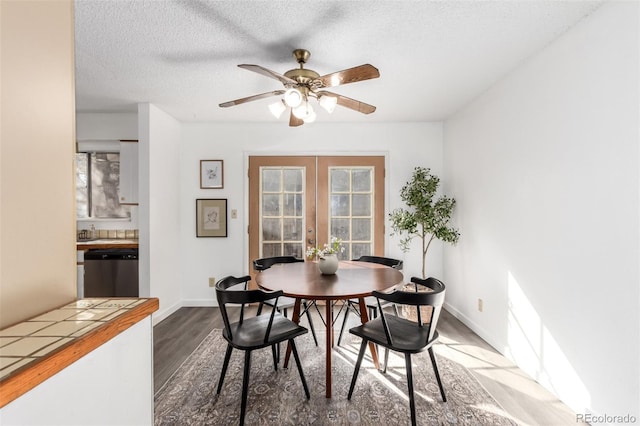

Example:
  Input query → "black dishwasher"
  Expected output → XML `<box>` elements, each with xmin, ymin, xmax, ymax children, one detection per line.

<box><xmin>83</xmin><ymin>249</ymin><xmax>139</xmax><ymax>297</ymax></box>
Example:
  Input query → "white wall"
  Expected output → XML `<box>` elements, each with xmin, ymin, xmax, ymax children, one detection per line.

<box><xmin>82</xmin><ymin>113</ymin><xmax>443</xmax><ymax>320</ymax></box>
<box><xmin>76</xmin><ymin>112</ymin><xmax>137</xmax><ymax>139</ymax></box>
<box><xmin>443</xmin><ymin>1</ymin><xmax>638</xmax><ymax>419</ymax></box>
<box><xmin>138</xmin><ymin>104</ymin><xmax>183</xmax><ymax>323</ymax></box>
<box><xmin>179</xmin><ymin>122</ymin><xmax>443</xmax><ymax>306</ymax></box>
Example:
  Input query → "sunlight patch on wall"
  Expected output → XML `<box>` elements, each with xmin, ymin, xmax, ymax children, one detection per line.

<box><xmin>506</xmin><ymin>271</ymin><xmax>590</xmax><ymax>412</ymax></box>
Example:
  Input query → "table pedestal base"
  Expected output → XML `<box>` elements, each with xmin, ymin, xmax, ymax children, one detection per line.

<box><xmin>283</xmin><ymin>298</ymin><xmax>379</xmax><ymax>398</ymax></box>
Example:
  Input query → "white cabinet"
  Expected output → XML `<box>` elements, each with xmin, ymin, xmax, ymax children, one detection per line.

<box><xmin>119</xmin><ymin>140</ymin><xmax>138</xmax><ymax>205</ymax></box>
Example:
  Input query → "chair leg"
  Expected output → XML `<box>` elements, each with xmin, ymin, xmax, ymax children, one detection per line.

<box><xmin>240</xmin><ymin>350</ymin><xmax>252</xmax><ymax>425</ymax></box>
<box><xmin>392</xmin><ymin>303</ymin><xmax>399</xmax><ymax>317</ymax></box>
<box><xmin>289</xmin><ymin>339</ymin><xmax>310</xmax><ymax>399</ymax></box>
<box><xmin>337</xmin><ymin>305</ymin><xmax>350</xmax><ymax>346</ymax></box>
<box><xmin>216</xmin><ymin>344</ymin><xmax>233</xmax><ymax>394</ymax></box>
<box><xmin>347</xmin><ymin>339</ymin><xmax>369</xmax><ymax>400</ymax></box>
<box><xmin>428</xmin><ymin>347</ymin><xmax>447</xmax><ymax>402</ymax></box>
<box><xmin>271</xmin><ymin>344</ymin><xmax>278</xmax><ymax>371</ymax></box>
<box><xmin>405</xmin><ymin>353</ymin><xmax>417</xmax><ymax>426</ymax></box>
<box><xmin>382</xmin><ymin>347</ymin><xmax>390</xmax><ymax>374</ymax></box>
<box><xmin>368</xmin><ymin>306</ymin><xmax>382</xmax><ymax>356</ymax></box>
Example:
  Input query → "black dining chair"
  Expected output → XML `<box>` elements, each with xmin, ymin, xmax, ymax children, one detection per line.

<box><xmin>347</xmin><ymin>276</ymin><xmax>447</xmax><ymax>426</ymax></box>
<box><xmin>215</xmin><ymin>275</ymin><xmax>310</xmax><ymax>425</ymax></box>
<box><xmin>336</xmin><ymin>255</ymin><xmax>403</xmax><ymax>345</ymax></box>
<box><xmin>253</xmin><ymin>256</ymin><xmax>320</xmax><ymax>347</ymax></box>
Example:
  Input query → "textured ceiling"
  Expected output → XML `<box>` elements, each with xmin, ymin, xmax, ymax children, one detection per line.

<box><xmin>74</xmin><ymin>0</ymin><xmax>603</xmax><ymax>123</ymax></box>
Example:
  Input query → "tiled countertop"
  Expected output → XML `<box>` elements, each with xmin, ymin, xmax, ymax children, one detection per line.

<box><xmin>0</xmin><ymin>298</ymin><xmax>158</xmax><ymax>407</ymax></box>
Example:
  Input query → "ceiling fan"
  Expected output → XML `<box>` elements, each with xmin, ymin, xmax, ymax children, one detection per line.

<box><xmin>219</xmin><ymin>49</ymin><xmax>380</xmax><ymax>127</ymax></box>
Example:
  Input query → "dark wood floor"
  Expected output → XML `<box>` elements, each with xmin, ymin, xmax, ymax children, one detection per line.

<box><xmin>154</xmin><ymin>306</ymin><xmax>583</xmax><ymax>425</ymax></box>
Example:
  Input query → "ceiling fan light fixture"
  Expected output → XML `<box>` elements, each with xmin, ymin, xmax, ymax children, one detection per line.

<box><xmin>303</xmin><ymin>110</ymin><xmax>317</xmax><ymax>124</ymax></box>
<box><xmin>292</xmin><ymin>101</ymin><xmax>314</xmax><ymax>120</ymax></box>
<box><xmin>319</xmin><ymin>95</ymin><xmax>338</xmax><ymax>114</ymax></box>
<box><xmin>283</xmin><ymin>88</ymin><xmax>303</xmax><ymax>108</ymax></box>
<box><xmin>268</xmin><ymin>100</ymin><xmax>287</xmax><ymax>119</ymax></box>
<box><xmin>219</xmin><ymin>49</ymin><xmax>379</xmax><ymax>127</ymax></box>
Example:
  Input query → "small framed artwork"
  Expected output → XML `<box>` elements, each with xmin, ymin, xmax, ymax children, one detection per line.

<box><xmin>196</xmin><ymin>198</ymin><xmax>227</xmax><ymax>237</ymax></box>
<box><xmin>200</xmin><ymin>160</ymin><xmax>224</xmax><ymax>189</ymax></box>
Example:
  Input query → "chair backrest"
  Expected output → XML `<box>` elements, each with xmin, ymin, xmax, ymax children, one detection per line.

<box><xmin>352</xmin><ymin>255</ymin><xmax>403</xmax><ymax>270</ymax></box>
<box><xmin>215</xmin><ymin>275</ymin><xmax>284</xmax><ymax>342</ymax></box>
<box><xmin>372</xmin><ymin>276</ymin><xmax>445</xmax><ymax>344</ymax></box>
<box><xmin>252</xmin><ymin>255</ymin><xmax>304</xmax><ymax>271</ymax></box>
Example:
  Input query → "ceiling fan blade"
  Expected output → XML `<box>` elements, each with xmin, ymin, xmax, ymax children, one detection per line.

<box><xmin>219</xmin><ymin>90</ymin><xmax>285</xmax><ymax>108</ymax></box>
<box><xmin>316</xmin><ymin>64</ymin><xmax>380</xmax><ymax>88</ymax></box>
<box><xmin>289</xmin><ymin>110</ymin><xmax>304</xmax><ymax>127</ymax></box>
<box><xmin>319</xmin><ymin>91</ymin><xmax>376</xmax><ymax>114</ymax></box>
<box><xmin>238</xmin><ymin>64</ymin><xmax>297</xmax><ymax>85</ymax></box>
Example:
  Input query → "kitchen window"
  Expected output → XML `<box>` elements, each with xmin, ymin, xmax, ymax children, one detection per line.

<box><xmin>76</xmin><ymin>151</ymin><xmax>131</xmax><ymax>219</ymax></box>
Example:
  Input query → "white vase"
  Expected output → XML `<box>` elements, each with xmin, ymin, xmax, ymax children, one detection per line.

<box><xmin>318</xmin><ymin>254</ymin><xmax>339</xmax><ymax>275</ymax></box>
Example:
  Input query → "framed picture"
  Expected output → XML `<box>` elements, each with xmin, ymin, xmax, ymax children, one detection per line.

<box><xmin>200</xmin><ymin>160</ymin><xmax>224</xmax><ymax>189</ymax></box>
<box><xmin>196</xmin><ymin>199</ymin><xmax>227</xmax><ymax>237</ymax></box>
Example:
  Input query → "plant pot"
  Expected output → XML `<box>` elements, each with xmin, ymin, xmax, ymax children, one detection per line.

<box><xmin>318</xmin><ymin>254</ymin><xmax>339</xmax><ymax>275</ymax></box>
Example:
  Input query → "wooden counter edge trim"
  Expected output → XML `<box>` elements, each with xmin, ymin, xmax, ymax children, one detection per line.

<box><xmin>76</xmin><ymin>243</ymin><xmax>139</xmax><ymax>250</ymax></box>
<box><xmin>0</xmin><ymin>298</ymin><xmax>159</xmax><ymax>408</ymax></box>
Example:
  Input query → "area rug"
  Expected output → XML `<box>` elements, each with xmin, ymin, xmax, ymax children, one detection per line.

<box><xmin>155</xmin><ymin>330</ymin><xmax>518</xmax><ymax>425</ymax></box>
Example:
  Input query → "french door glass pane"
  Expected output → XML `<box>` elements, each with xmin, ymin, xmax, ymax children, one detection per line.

<box><xmin>283</xmin><ymin>218</ymin><xmax>302</xmax><ymax>240</ymax></box>
<box><xmin>331</xmin><ymin>218</ymin><xmax>349</xmax><ymax>241</ymax></box>
<box><xmin>328</xmin><ymin>167</ymin><xmax>374</xmax><ymax>260</ymax></box>
<box><xmin>262</xmin><ymin>194</ymin><xmax>280</xmax><ymax>216</ymax></box>
<box><xmin>331</xmin><ymin>194</ymin><xmax>350</xmax><ymax>216</ymax></box>
<box><xmin>352</xmin><ymin>194</ymin><xmax>371</xmax><ymax>216</ymax></box>
<box><xmin>262</xmin><ymin>218</ymin><xmax>281</xmax><ymax>241</ymax></box>
<box><xmin>331</xmin><ymin>169</ymin><xmax>350</xmax><ymax>191</ymax></box>
<box><xmin>283</xmin><ymin>169</ymin><xmax>303</xmax><ymax>191</ymax></box>
<box><xmin>262</xmin><ymin>170</ymin><xmax>281</xmax><ymax>192</ymax></box>
<box><xmin>283</xmin><ymin>193</ymin><xmax>302</xmax><ymax>216</ymax></box>
<box><xmin>352</xmin><ymin>243</ymin><xmax>371</xmax><ymax>259</ymax></box>
<box><xmin>260</xmin><ymin>167</ymin><xmax>305</xmax><ymax>258</ymax></box>
<box><xmin>352</xmin><ymin>218</ymin><xmax>371</xmax><ymax>240</ymax></box>
<box><xmin>262</xmin><ymin>243</ymin><xmax>281</xmax><ymax>257</ymax></box>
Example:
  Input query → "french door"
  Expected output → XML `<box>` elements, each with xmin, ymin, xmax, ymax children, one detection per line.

<box><xmin>248</xmin><ymin>155</ymin><xmax>385</xmax><ymax>280</ymax></box>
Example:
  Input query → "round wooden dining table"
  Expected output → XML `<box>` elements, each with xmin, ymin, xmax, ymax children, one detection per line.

<box><xmin>255</xmin><ymin>260</ymin><xmax>404</xmax><ymax>398</ymax></box>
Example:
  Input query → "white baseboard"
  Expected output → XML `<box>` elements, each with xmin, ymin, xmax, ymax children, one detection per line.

<box><xmin>152</xmin><ymin>300</ymin><xmax>182</xmax><ymax>326</ymax></box>
<box><xmin>181</xmin><ymin>299</ymin><xmax>218</xmax><ymax>307</ymax></box>
<box><xmin>443</xmin><ymin>301</ymin><xmax>505</xmax><ymax>354</ymax></box>
<box><xmin>151</xmin><ymin>299</ymin><xmax>219</xmax><ymax>326</ymax></box>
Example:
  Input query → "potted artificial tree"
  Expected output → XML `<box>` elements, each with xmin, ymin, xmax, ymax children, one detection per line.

<box><xmin>389</xmin><ymin>166</ymin><xmax>460</xmax><ymax>278</ymax></box>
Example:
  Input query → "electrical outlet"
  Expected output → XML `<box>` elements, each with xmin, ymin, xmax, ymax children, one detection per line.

<box><xmin>231</xmin><ymin>209</ymin><xmax>238</xmax><ymax>219</ymax></box>
<box><xmin>477</xmin><ymin>298</ymin><xmax>483</xmax><ymax>312</ymax></box>
<box><xmin>209</xmin><ymin>277</ymin><xmax>216</xmax><ymax>287</ymax></box>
